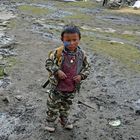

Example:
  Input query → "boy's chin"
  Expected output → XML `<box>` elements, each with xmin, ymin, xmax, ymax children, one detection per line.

<box><xmin>67</xmin><ymin>46</ymin><xmax>77</xmax><ymax>51</ymax></box>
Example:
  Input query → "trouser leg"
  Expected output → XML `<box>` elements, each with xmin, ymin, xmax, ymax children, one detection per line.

<box><xmin>46</xmin><ymin>90</ymin><xmax>61</xmax><ymax>122</ymax></box>
<box><xmin>59</xmin><ymin>93</ymin><xmax>75</xmax><ymax>126</ymax></box>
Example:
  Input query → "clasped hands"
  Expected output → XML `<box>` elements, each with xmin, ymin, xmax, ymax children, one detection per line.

<box><xmin>55</xmin><ymin>70</ymin><xmax>81</xmax><ymax>83</ymax></box>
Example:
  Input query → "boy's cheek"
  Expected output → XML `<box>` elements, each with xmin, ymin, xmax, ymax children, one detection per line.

<box><xmin>63</xmin><ymin>41</ymin><xmax>71</xmax><ymax>48</ymax></box>
<box><xmin>71</xmin><ymin>42</ymin><xmax>79</xmax><ymax>47</ymax></box>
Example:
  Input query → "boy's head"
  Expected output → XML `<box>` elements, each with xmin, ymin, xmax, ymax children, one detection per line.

<box><xmin>61</xmin><ymin>25</ymin><xmax>81</xmax><ymax>51</ymax></box>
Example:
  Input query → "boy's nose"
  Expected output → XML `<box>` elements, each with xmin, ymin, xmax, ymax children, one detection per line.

<box><xmin>70</xmin><ymin>41</ymin><xmax>75</xmax><ymax>45</ymax></box>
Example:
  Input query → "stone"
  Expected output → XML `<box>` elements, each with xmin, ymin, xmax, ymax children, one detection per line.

<box><xmin>0</xmin><ymin>55</ymin><xmax>3</xmax><ymax>60</ymax></box>
<box><xmin>15</xmin><ymin>95</ymin><xmax>22</xmax><ymax>101</ymax></box>
<box><xmin>133</xmin><ymin>99</ymin><xmax>140</xmax><ymax>115</ymax></box>
<box><xmin>132</xmin><ymin>1</ymin><xmax>140</xmax><ymax>9</ymax></box>
<box><xmin>2</xmin><ymin>96</ymin><xmax>10</xmax><ymax>103</ymax></box>
<box><xmin>109</xmin><ymin>40</ymin><xmax>124</xmax><ymax>45</ymax></box>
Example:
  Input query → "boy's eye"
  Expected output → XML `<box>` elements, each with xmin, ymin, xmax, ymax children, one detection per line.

<box><xmin>66</xmin><ymin>39</ymin><xmax>77</xmax><ymax>42</ymax></box>
<box><xmin>73</xmin><ymin>39</ymin><xmax>77</xmax><ymax>42</ymax></box>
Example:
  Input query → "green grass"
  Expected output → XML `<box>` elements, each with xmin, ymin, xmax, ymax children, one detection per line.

<box><xmin>81</xmin><ymin>25</ymin><xmax>140</xmax><ymax>43</ymax></box>
<box><xmin>7</xmin><ymin>19</ymin><xmax>18</xmax><ymax>29</ymax></box>
<box><xmin>65</xmin><ymin>13</ymin><xmax>90</xmax><ymax>20</ymax></box>
<box><xmin>99</xmin><ymin>31</ymin><xmax>140</xmax><ymax>43</ymax></box>
<box><xmin>67</xmin><ymin>1</ymin><xmax>95</xmax><ymax>8</ymax></box>
<box><xmin>18</xmin><ymin>5</ymin><xmax>49</xmax><ymax>15</ymax></box>
<box><xmin>82</xmin><ymin>35</ymin><xmax>140</xmax><ymax>72</ymax></box>
<box><xmin>0</xmin><ymin>66</ymin><xmax>4</xmax><ymax>77</ymax></box>
<box><xmin>2</xmin><ymin>57</ymin><xmax>19</xmax><ymax>76</ymax></box>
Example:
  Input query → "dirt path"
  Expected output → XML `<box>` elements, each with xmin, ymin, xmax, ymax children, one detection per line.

<box><xmin>0</xmin><ymin>0</ymin><xmax>140</xmax><ymax>140</ymax></box>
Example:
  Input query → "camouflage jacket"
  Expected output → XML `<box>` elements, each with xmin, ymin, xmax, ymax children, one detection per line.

<box><xmin>45</xmin><ymin>46</ymin><xmax>90</xmax><ymax>92</ymax></box>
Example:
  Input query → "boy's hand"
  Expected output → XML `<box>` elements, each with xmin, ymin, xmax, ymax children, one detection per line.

<box><xmin>57</xmin><ymin>70</ymin><xmax>67</xmax><ymax>79</ymax></box>
<box><xmin>73</xmin><ymin>75</ymin><xmax>82</xmax><ymax>83</ymax></box>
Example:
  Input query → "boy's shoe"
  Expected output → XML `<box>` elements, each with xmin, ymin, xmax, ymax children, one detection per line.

<box><xmin>59</xmin><ymin>117</ymin><xmax>73</xmax><ymax>130</ymax></box>
<box><xmin>44</xmin><ymin>121</ymin><xmax>56</xmax><ymax>132</ymax></box>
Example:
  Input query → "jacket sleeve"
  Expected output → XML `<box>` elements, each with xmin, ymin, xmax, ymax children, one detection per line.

<box><xmin>45</xmin><ymin>50</ymin><xmax>60</xmax><ymax>74</ymax></box>
<box><xmin>79</xmin><ymin>54</ymin><xmax>91</xmax><ymax>80</ymax></box>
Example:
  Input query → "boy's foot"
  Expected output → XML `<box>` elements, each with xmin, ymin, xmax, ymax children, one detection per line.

<box><xmin>59</xmin><ymin>117</ymin><xmax>73</xmax><ymax>130</ymax></box>
<box><xmin>44</xmin><ymin>121</ymin><xmax>56</xmax><ymax>132</ymax></box>
<box><xmin>64</xmin><ymin>123</ymin><xmax>73</xmax><ymax>130</ymax></box>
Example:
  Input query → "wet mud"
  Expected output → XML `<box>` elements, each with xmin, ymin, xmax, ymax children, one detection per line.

<box><xmin>0</xmin><ymin>0</ymin><xmax>140</xmax><ymax>140</ymax></box>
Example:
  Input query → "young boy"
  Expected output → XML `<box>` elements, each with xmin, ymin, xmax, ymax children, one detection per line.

<box><xmin>45</xmin><ymin>25</ymin><xmax>90</xmax><ymax>132</ymax></box>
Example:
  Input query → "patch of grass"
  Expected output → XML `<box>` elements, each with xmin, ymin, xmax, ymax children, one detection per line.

<box><xmin>0</xmin><ymin>66</ymin><xmax>4</xmax><ymax>77</ymax></box>
<box><xmin>54</xmin><ymin>0</ymin><xmax>96</xmax><ymax>11</ymax></box>
<box><xmin>98</xmin><ymin>31</ymin><xmax>140</xmax><ymax>43</ymax></box>
<box><xmin>7</xmin><ymin>57</ymin><xmax>17</xmax><ymax>66</ymax></box>
<box><xmin>113</xmin><ymin>7</ymin><xmax>140</xmax><ymax>15</ymax></box>
<box><xmin>3</xmin><ymin>57</ymin><xmax>19</xmax><ymax>75</ymax></box>
<box><xmin>68</xmin><ymin>1</ymin><xmax>95</xmax><ymax>8</ymax></box>
<box><xmin>8</xmin><ymin>19</ymin><xmax>17</xmax><ymax>29</ymax></box>
<box><xmin>120</xmin><ymin>33</ymin><xmax>139</xmax><ymax>43</ymax></box>
<box><xmin>18</xmin><ymin>5</ymin><xmax>49</xmax><ymax>15</ymax></box>
<box><xmin>83</xmin><ymin>35</ymin><xmax>140</xmax><ymax>72</ymax></box>
<box><xmin>82</xmin><ymin>27</ymin><xmax>140</xmax><ymax>43</ymax></box>
<box><xmin>62</xmin><ymin>10</ymin><xmax>92</xmax><ymax>22</ymax></box>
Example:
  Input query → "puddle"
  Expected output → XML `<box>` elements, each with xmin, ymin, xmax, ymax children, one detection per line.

<box><xmin>33</xmin><ymin>19</ymin><xmax>63</xmax><ymax>30</ymax></box>
<box><xmin>47</xmin><ymin>9</ymin><xmax>73</xmax><ymax>18</ymax></box>
<box><xmin>0</xmin><ymin>78</ymin><xmax>11</xmax><ymax>89</ymax></box>
<box><xmin>0</xmin><ymin>48</ymin><xmax>17</xmax><ymax>57</ymax></box>
<box><xmin>0</xmin><ymin>32</ymin><xmax>14</xmax><ymax>47</ymax></box>
<box><xmin>0</xmin><ymin>32</ymin><xmax>16</xmax><ymax>57</ymax></box>
<box><xmin>31</xmin><ymin>19</ymin><xmax>64</xmax><ymax>41</ymax></box>
<box><xmin>80</xmin><ymin>8</ymin><xmax>102</xmax><ymax>14</ymax></box>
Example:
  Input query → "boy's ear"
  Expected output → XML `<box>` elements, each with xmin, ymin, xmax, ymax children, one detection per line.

<box><xmin>61</xmin><ymin>37</ymin><xmax>63</xmax><ymax>41</ymax></box>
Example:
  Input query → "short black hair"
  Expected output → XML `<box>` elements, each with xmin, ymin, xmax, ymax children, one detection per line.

<box><xmin>61</xmin><ymin>25</ymin><xmax>81</xmax><ymax>41</ymax></box>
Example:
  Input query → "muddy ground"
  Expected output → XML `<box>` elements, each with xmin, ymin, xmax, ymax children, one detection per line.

<box><xmin>0</xmin><ymin>0</ymin><xmax>140</xmax><ymax>140</ymax></box>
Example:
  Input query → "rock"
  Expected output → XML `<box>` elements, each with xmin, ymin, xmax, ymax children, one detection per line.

<box><xmin>135</xmin><ymin>31</ymin><xmax>140</xmax><ymax>36</ymax></box>
<box><xmin>108</xmin><ymin>120</ymin><xmax>121</xmax><ymax>127</ymax></box>
<box><xmin>135</xmin><ymin>110</ymin><xmax>140</xmax><ymax>115</ymax></box>
<box><xmin>105</xmin><ymin>28</ymin><xmax>116</xmax><ymax>33</ymax></box>
<box><xmin>123</xmin><ymin>31</ymin><xmax>133</xmax><ymax>35</ymax></box>
<box><xmin>0</xmin><ymin>11</ymin><xmax>16</xmax><ymax>20</ymax></box>
<box><xmin>96</xmin><ymin>0</ymin><xmax>102</xmax><ymax>2</ymax></box>
<box><xmin>133</xmin><ymin>99</ymin><xmax>140</xmax><ymax>115</ymax></box>
<box><xmin>109</xmin><ymin>40</ymin><xmax>124</xmax><ymax>45</ymax></box>
<box><xmin>107</xmin><ymin>1</ymin><xmax>121</xmax><ymax>9</ymax></box>
<box><xmin>63</xmin><ymin>0</ymin><xmax>76</xmax><ymax>2</ymax></box>
<box><xmin>0</xmin><ymin>55</ymin><xmax>3</xmax><ymax>60</ymax></box>
<box><xmin>0</xmin><ymin>80</ymin><xmax>3</xmax><ymax>87</ymax></box>
<box><xmin>15</xmin><ymin>95</ymin><xmax>22</xmax><ymax>101</ymax></box>
<box><xmin>2</xmin><ymin>96</ymin><xmax>10</xmax><ymax>103</ymax></box>
<box><xmin>132</xmin><ymin>1</ymin><xmax>140</xmax><ymax>9</ymax></box>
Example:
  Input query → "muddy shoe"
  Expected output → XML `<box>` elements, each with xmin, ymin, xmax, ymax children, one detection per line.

<box><xmin>64</xmin><ymin>122</ymin><xmax>73</xmax><ymax>130</ymax></box>
<box><xmin>59</xmin><ymin>117</ymin><xmax>73</xmax><ymax>130</ymax></box>
<box><xmin>44</xmin><ymin>121</ymin><xmax>56</xmax><ymax>132</ymax></box>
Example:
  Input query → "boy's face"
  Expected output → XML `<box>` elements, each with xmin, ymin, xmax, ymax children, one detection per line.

<box><xmin>62</xmin><ymin>33</ymin><xmax>80</xmax><ymax>51</ymax></box>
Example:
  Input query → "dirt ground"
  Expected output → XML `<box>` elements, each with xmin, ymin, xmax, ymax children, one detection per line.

<box><xmin>0</xmin><ymin>0</ymin><xmax>140</xmax><ymax>140</ymax></box>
